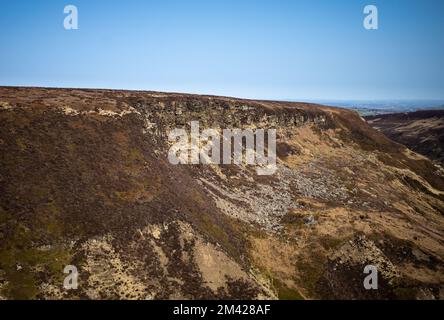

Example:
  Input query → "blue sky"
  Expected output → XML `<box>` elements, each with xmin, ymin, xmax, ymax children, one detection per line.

<box><xmin>0</xmin><ymin>0</ymin><xmax>443</xmax><ymax>100</ymax></box>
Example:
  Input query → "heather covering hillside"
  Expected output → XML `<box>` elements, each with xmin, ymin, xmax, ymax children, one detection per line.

<box><xmin>0</xmin><ymin>87</ymin><xmax>443</xmax><ymax>300</ymax></box>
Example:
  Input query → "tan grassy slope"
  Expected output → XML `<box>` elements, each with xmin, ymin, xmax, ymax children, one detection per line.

<box><xmin>0</xmin><ymin>87</ymin><xmax>443</xmax><ymax>300</ymax></box>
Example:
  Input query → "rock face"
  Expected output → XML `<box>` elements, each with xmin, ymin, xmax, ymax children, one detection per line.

<box><xmin>0</xmin><ymin>86</ymin><xmax>443</xmax><ymax>300</ymax></box>
<box><xmin>365</xmin><ymin>110</ymin><xmax>444</xmax><ymax>165</ymax></box>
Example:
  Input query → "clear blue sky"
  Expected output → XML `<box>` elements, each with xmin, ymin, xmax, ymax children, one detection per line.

<box><xmin>1</xmin><ymin>0</ymin><xmax>443</xmax><ymax>100</ymax></box>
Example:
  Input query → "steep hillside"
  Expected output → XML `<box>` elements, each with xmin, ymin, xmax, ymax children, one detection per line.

<box><xmin>365</xmin><ymin>110</ymin><xmax>444</xmax><ymax>165</ymax></box>
<box><xmin>1</xmin><ymin>87</ymin><xmax>443</xmax><ymax>300</ymax></box>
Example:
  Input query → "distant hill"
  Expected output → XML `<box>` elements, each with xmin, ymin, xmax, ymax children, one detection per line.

<box><xmin>301</xmin><ymin>100</ymin><xmax>444</xmax><ymax>116</ymax></box>
<box><xmin>366</xmin><ymin>110</ymin><xmax>444</xmax><ymax>164</ymax></box>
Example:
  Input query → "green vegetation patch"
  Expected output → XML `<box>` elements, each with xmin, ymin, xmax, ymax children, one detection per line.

<box><xmin>0</xmin><ymin>245</ymin><xmax>72</xmax><ymax>299</ymax></box>
<box><xmin>272</xmin><ymin>278</ymin><xmax>304</xmax><ymax>300</ymax></box>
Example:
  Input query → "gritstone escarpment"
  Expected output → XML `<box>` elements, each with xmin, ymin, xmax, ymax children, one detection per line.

<box><xmin>0</xmin><ymin>87</ymin><xmax>444</xmax><ymax>300</ymax></box>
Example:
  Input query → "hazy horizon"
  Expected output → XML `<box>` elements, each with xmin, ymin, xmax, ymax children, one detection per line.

<box><xmin>2</xmin><ymin>85</ymin><xmax>444</xmax><ymax>108</ymax></box>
